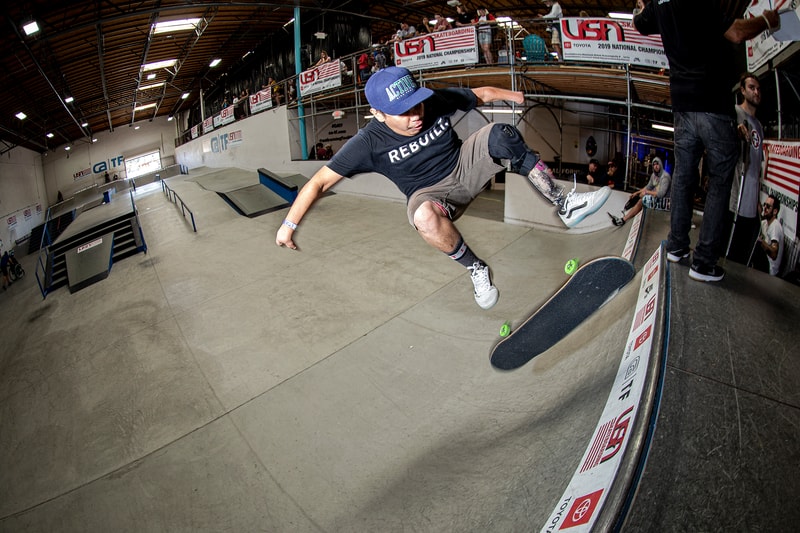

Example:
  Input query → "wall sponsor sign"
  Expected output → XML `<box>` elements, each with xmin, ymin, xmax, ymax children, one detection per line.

<box><xmin>202</xmin><ymin>116</ymin><xmax>214</xmax><ymax>134</ymax></box>
<box><xmin>393</xmin><ymin>26</ymin><xmax>479</xmax><ymax>70</ymax></box>
<box><xmin>219</xmin><ymin>105</ymin><xmax>236</xmax><ymax>126</ymax></box>
<box><xmin>299</xmin><ymin>61</ymin><xmax>342</xmax><ymax>97</ymax></box>
<box><xmin>561</xmin><ymin>17</ymin><xmax>667</xmax><ymax>68</ymax></box>
<box><xmin>542</xmin><ymin>248</ymin><xmax>663</xmax><ymax>532</ymax></box>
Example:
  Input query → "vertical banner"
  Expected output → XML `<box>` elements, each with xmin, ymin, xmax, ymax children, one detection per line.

<box><xmin>393</xmin><ymin>27</ymin><xmax>479</xmax><ymax>70</ymax></box>
<box><xmin>560</xmin><ymin>18</ymin><xmax>667</xmax><ymax>68</ymax></box>
<box><xmin>762</xmin><ymin>139</ymin><xmax>800</xmax><ymax>240</ymax></box>
<box><xmin>299</xmin><ymin>61</ymin><xmax>343</xmax><ymax>97</ymax></box>
<box><xmin>191</xmin><ymin>125</ymin><xmax>199</xmax><ymax>139</ymax></box>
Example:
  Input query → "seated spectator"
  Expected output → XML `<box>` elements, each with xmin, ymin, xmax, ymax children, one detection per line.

<box><xmin>609</xmin><ymin>157</ymin><xmax>670</xmax><ymax>226</ymax></box>
<box><xmin>603</xmin><ymin>160</ymin><xmax>622</xmax><ymax>189</ymax></box>
<box><xmin>585</xmin><ymin>158</ymin><xmax>600</xmax><ymax>185</ymax></box>
<box><xmin>395</xmin><ymin>22</ymin><xmax>417</xmax><ymax>41</ymax></box>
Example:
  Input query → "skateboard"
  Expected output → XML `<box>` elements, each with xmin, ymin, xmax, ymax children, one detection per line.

<box><xmin>490</xmin><ymin>256</ymin><xmax>635</xmax><ymax>371</ymax></box>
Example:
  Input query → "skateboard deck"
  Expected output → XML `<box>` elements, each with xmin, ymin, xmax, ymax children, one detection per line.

<box><xmin>490</xmin><ymin>256</ymin><xmax>635</xmax><ymax>371</ymax></box>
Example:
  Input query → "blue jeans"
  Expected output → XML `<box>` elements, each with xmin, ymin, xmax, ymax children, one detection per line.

<box><xmin>668</xmin><ymin>112</ymin><xmax>738</xmax><ymax>267</ymax></box>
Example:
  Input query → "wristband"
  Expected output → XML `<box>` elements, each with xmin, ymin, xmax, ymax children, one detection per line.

<box><xmin>283</xmin><ymin>219</ymin><xmax>297</xmax><ymax>230</ymax></box>
<box><xmin>762</xmin><ymin>13</ymin><xmax>772</xmax><ymax>31</ymax></box>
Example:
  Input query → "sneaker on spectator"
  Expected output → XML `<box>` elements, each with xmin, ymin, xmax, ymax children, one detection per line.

<box><xmin>608</xmin><ymin>212</ymin><xmax>625</xmax><ymax>226</ymax></box>
<box><xmin>689</xmin><ymin>263</ymin><xmax>725</xmax><ymax>282</ymax></box>
<box><xmin>667</xmin><ymin>247</ymin><xmax>690</xmax><ymax>263</ymax></box>
<box><xmin>468</xmin><ymin>261</ymin><xmax>499</xmax><ymax>309</ymax></box>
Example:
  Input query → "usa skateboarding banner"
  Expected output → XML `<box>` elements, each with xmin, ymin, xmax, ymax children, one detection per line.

<box><xmin>299</xmin><ymin>61</ymin><xmax>342</xmax><ymax>97</ymax></box>
<box><xmin>561</xmin><ymin>17</ymin><xmax>667</xmax><ymax>68</ymax></box>
<box><xmin>762</xmin><ymin>139</ymin><xmax>800</xmax><ymax>241</ymax></box>
<box><xmin>745</xmin><ymin>0</ymin><xmax>799</xmax><ymax>71</ymax></box>
<box><xmin>542</xmin><ymin>247</ymin><xmax>664</xmax><ymax>532</ymax></box>
<box><xmin>393</xmin><ymin>26</ymin><xmax>479</xmax><ymax>70</ymax></box>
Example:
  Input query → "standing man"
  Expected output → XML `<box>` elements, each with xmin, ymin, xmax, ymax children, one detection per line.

<box><xmin>634</xmin><ymin>3</ymin><xmax>779</xmax><ymax>282</ymax></box>
<box><xmin>725</xmin><ymin>72</ymin><xmax>765</xmax><ymax>264</ymax></box>
<box><xmin>539</xmin><ymin>0</ymin><xmax>563</xmax><ymax>60</ymax></box>
<box><xmin>276</xmin><ymin>67</ymin><xmax>611</xmax><ymax>310</ymax></box>
<box><xmin>754</xmin><ymin>195</ymin><xmax>784</xmax><ymax>276</ymax></box>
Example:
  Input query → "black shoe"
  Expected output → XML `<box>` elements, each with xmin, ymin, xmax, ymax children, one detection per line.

<box><xmin>666</xmin><ymin>247</ymin><xmax>690</xmax><ymax>263</ymax></box>
<box><xmin>689</xmin><ymin>263</ymin><xmax>724</xmax><ymax>282</ymax></box>
<box><xmin>608</xmin><ymin>212</ymin><xmax>625</xmax><ymax>226</ymax></box>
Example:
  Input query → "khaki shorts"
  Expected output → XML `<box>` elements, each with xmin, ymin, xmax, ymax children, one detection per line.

<box><xmin>406</xmin><ymin>124</ymin><xmax>505</xmax><ymax>226</ymax></box>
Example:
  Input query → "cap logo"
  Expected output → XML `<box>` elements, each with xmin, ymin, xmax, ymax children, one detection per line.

<box><xmin>385</xmin><ymin>75</ymin><xmax>417</xmax><ymax>103</ymax></box>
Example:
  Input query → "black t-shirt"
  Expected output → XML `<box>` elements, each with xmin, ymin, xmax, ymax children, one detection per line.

<box><xmin>635</xmin><ymin>0</ymin><xmax>736</xmax><ymax>115</ymax></box>
<box><xmin>327</xmin><ymin>88</ymin><xmax>477</xmax><ymax>198</ymax></box>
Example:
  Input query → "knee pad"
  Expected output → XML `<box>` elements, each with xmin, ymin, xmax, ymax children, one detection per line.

<box><xmin>487</xmin><ymin>124</ymin><xmax>538</xmax><ymax>175</ymax></box>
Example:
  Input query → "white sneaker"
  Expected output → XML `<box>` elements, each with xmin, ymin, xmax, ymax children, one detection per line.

<box><xmin>559</xmin><ymin>186</ymin><xmax>612</xmax><ymax>228</ymax></box>
<box><xmin>468</xmin><ymin>262</ymin><xmax>499</xmax><ymax>309</ymax></box>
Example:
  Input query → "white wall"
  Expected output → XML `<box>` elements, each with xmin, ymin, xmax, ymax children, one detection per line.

<box><xmin>42</xmin><ymin>117</ymin><xmax>178</xmax><ymax>204</ymax></box>
<box><xmin>0</xmin><ymin>147</ymin><xmax>47</xmax><ymax>251</ymax></box>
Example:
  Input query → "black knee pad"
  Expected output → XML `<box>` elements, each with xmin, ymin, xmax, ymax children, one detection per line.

<box><xmin>487</xmin><ymin>124</ymin><xmax>538</xmax><ymax>175</ymax></box>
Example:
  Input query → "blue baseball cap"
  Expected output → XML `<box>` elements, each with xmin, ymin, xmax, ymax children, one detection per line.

<box><xmin>365</xmin><ymin>67</ymin><xmax>433</xmax><ymax>115</ymax></box>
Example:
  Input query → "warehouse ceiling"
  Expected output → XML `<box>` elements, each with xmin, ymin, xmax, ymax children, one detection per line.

<box><xmin>0</xmin><ymin>1</ymin><xmax>752</xmax><ymax>155</ymax></box>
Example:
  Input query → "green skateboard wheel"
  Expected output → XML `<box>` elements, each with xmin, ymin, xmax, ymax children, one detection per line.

<box><xmin>500</xmin><ymin>321</ymin><xmax>511</xmax><ymax>337</ymax></box>
<box><xmin>565</xmin><ymin>258</ymin><xmax>579</xmax><ymax>275</ymax></box>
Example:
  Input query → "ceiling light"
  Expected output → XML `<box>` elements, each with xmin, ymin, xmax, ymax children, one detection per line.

<box><xmin>142</xmin><ymin>59</ymin><xmax>177</xmax><ymax>72</ymax></box>
<box><xmin>135</xmin><ymin>126</ymin><xmax>140</xmax><ymax>130</ymax></box>
<box><xmin>153</xmin><ymin>18</ymin><xmax>201</xmax><ymax>35</ymax></box>
<box><xmin>181</xmin><ymin>92</ymin><xmax>190</xmax><ymax>99</ymax></box>
<box><xmin>209</xmin><ymin>58</ymin><xmax>221</xmax><ymax>68</ymax></box>
<box><xmin>64</xmin><ymin>96</ymin><xmax>74</xmax><ymax>103</ymax></box>
<box><xmin>652</xmin><ymin>123</ymin><xmax>674</xmax><ymax>132</ymax></box>
<box><xmin>147</xmin><ymin>73</ymin><xmax>157</xmax><ymax>80</ymax></box>
<box><xmin>15</xmin><ymin>112</ymin><xmax>27</xmax><ymax>120</ymax></box>
<box><xmin>167</xmin><ymin>116</ymin><xmax>174</xmax><ymax>121</ymax></box>
<box><xmin>480</xmin><ymin>108</ymin><xmax>522</xmax><ymax>114</ymax></box>
<box><xmin>92</xmin><ymin>138</ymin><xmax>98</xmax><ymax>143</ymax></box>
<box><xmin>283</xmin><ymin>18</ymin><xmax>295</xmax><ymax>28</ymax></box>
<box><xmin>81</xmin><ymin>122</ymin><xmax>88</xmax><ymax>127</ymax></box>
<box><xmin>46</xmin><ymin>132</ymin><xmax>54</xmax><ymax>138</ymax></box>
<box><xmin>23</xmin><ymin>21</ymin><xmax>40</xmax><ymax>36</ymax></box>
<box><xmin>138</xmin><ymin>82</ymin><xmax>165</xmax><ymax>91</ymax></box>
<box><xmin>65</xmin><ymin>146</ymin><xmax>71</xmax><ymax>151</ymax></box>
<box><xmin>134</xmin><ymin>103</ymin><xmax>157</xmax><ymax>112</ymax></box>
<box><xmin>608</xmin><ymin>12</ymin><xmax>634</xmax><ymax>20</ymax></box>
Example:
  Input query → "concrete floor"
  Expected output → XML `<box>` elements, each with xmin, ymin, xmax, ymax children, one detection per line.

<box><xmin>0</xmin><ymin>169</ymin><xmax>798</xmax><ymax>531</ymax></box>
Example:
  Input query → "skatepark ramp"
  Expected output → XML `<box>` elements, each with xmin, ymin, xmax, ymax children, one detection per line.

<box><xmin>34</xmin><ymin>190</ymin><xmax>147</xmax><ymax>297</ymax></box>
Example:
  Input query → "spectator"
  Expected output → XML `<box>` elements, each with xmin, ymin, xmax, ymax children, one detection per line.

<box><xmin>316</xmin><ymin>51</ymin><xmax>331</xmax><ymax>66</ymax></box>
<box><xmin>455</xmin><ymin>5</ymin><xmax>472</xmax><ymax>27</ymax></box>
<box><xmin>754</xmin><ymin>195</ymin><xmax>783</xmax><ymax>276</ymax></box>
<box><xmin>585</xmin><ymin>158</ymin><xmax>600</xmax><ymax>185</ymax></box>
<box><xmin>633</xmin><ymin>0</ymin><xmax>646</xmax><ymax>17</ymax></box>
<box><xmin>358</xmin><ymin>52</ymin><xmax>372</xmax><ymax>83</ymax></box>
<box><xmin>635</xmin><ymin>1</ymin><xmax>779</xmax><ymax>282</ymax></box>
<box><xmin>432</xmin><ymin>13</ymin><xmax>452</xmax><ymax>32</ymax></box>
<box><xmin>540</xmin><ymin>0</ymin><xmax>563</xmax><ymax>60</ymax></box>
<box><xmin>275</xmin><ymin>67</ymin><xmax>611</xmax><ymax>310</ymax></box>
<box><xmin>473</xmin><ymin>8</ymin><xmax>497</xmax><ymax>64</ymax></box>
<box><xmin>609</xmin><ymin>157</ymin><xmax>671</xmax><ymax>226</ymax></box>
<box><xmin>725</xmin><ymin>72</ymin><xmax>765</xmax><ymax>264</ymax></box>
<box><xmin>603</xmin><ymin>160</ymin><xmax>622</xmax><ymax>189</ymax></box>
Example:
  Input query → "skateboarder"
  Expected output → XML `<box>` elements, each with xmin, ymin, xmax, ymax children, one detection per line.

<box><xmin>275</xmin><ymin>67</ymin><xmax>611</xmax><ymax>309</ymax></box>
